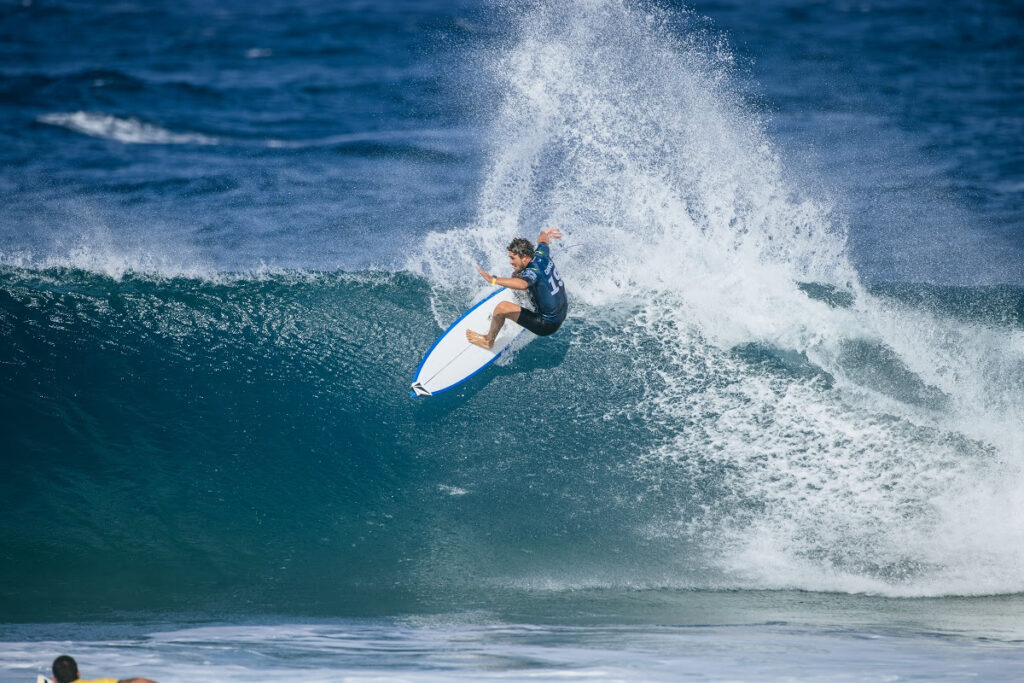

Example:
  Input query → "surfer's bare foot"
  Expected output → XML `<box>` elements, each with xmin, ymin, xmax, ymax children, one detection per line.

<box><xmin>466</xmin><ymin>330</ymin><xmax>494</xmax><ymax>349</ymax></box>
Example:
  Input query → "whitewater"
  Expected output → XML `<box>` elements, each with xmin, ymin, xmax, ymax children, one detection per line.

<box><xmin>2</xmin><ymin>0</ymin><xmax>1023</xmax><ymax>680</ymax></box>
<box><xmin>412</xmin><ymin>1</ymin><xmax>1024</xmax><ymax>598</ymax></box>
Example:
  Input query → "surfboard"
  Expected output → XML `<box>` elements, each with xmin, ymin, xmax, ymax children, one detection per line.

<box><xmin>411</xmin><ymin>287</ymin><xmax>525</xmax><ymax>397</ymax></box>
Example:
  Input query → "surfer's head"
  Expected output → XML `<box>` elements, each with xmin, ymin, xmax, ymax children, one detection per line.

<box><xmin>52</xmin><ymin>655</ymin><xmax>79</xmax><ymax>683</ymax></box>
<box><xmin>507</xmin><ymin>237</ymin><xmax>534</xmax><ymax>271</ymax></box>
<box><xmin>507</xmin><ymin>238</ymin><xmax>534</xmax><ymax>259</ymax></box>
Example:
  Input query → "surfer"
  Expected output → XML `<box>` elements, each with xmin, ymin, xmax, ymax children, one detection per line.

<box><xmin>467</xmin><ymin>228</ymin><xmax>567</xmax><ymax>349</ymax></box>
<box><xmin>49</xmin><ymin>655</ymin><xmax>158</xmax><ymax>683</ymax></box>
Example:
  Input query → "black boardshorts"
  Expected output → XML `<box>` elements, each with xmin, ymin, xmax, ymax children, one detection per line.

<box><xmin>516</xmin><ymin>308</ymin><xmax>563</xmax><ymax>337</ymax></box>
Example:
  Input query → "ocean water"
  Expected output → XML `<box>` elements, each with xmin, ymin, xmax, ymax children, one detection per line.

<box><xmin>2</xmin><ymin>0</ymin><xmax>1023</xmax><ymax>680</ymax></box>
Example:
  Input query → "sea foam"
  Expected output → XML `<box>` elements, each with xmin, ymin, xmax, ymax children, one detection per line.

<box><xmin>39</xmin><ymin>111</ymin><xmax>220</xmax><ymax>145</ymax></box>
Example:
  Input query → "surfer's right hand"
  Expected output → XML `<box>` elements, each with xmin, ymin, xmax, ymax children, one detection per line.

<box><xmin>475</xmin><ymin>265</ymin><xmax>493</xmax><ymax>282</ymax></box>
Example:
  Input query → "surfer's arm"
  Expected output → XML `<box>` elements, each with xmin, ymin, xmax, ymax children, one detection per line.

<box><xmin>495</xmin><ymin>276</ymin><xmax>529</xmax><ymax>290</ymax></box>
<box><xmin>475</xmin><ymin>265</ymin><xmax>528</xmax><ymax>290</ymax></box>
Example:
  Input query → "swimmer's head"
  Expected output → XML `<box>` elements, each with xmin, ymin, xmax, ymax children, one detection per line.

<box><xmin>52</xmin><ymin>655</ymin><xmax>78</xmax><ymax>683</ymax></box>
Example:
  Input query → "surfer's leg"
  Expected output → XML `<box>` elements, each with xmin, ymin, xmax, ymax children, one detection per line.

<box><xmin>486</xmin><ymin>301</ymin><xmax>521</xmax><ymax>343</ymax></box>
<box><xmin>467</xmin><ymin>301</ymin><xmax>520</xmax><ymax>349</ymax></box>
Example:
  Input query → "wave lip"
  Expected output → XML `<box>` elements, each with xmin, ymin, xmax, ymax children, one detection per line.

<box><xmin>38</xmin><ymin>111</ymin><xmax>220</xmax><ymax>145</ymax></box>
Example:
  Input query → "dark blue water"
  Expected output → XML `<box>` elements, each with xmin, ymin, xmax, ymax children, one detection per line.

<box><xmin>2</xmin><ymin>0</ymin><xmax>1023</xmax><ymax>679</ymax></box>
<box><xmin>3</xmin><ymin>0</ymin><xmax>491</xmax><ymax>271</ymax></box>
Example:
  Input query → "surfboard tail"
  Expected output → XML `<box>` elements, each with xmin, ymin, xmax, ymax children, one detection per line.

<box><xmin>410</xmin><ymin>382</ymin><xmax>432</xmax><ymax>397</ymax></box>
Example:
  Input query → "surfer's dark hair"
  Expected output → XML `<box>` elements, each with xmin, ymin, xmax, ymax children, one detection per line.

<box><xmin>52</xmin><ymin>655</ymin><xmax>78</xmax><ymax>683</ymax></box>
<box><xmin>507</xmin><ymin>238</ymin><xmax>534</xmax><ymax>258</ymax></box>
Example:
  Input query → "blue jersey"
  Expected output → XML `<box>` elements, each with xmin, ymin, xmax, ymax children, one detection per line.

<box><xmin>517</xmin><ymin>242</ymin><xmax>568</xmax><ymax>323</ymax></box>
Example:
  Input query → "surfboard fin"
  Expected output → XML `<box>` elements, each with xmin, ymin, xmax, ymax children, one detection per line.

<box><xmin>410</xmin><ymin>382</ymin><xmax>432</xmax><ymax>397</ymax></box>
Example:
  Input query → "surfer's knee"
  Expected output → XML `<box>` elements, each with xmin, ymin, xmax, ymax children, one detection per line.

<box><xmin>494</xmin><ymin>301</ymin><xmax>519</xmax><ymax>318</ymax></box>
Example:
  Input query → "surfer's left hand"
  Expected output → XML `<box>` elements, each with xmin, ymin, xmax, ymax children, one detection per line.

<box><xmin>539</xmin><ymin>227</ymin><xmax>563</xmax><ymax>242</ymax></box>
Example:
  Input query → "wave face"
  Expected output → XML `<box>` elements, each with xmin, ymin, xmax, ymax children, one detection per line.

<box><xmin>0</xmin><ymin>267</ymin><xmax>708</xmax><ymax>618</ymax></box>
<box><xmin>2</xmin><ymin>263</ymin><xmax>1023</xmax><ymax>620</ymax></box>
<box><xmin>3</xmin><ymin>0</ymin><xmax>1024</xmax><ymax>622</ymax></box>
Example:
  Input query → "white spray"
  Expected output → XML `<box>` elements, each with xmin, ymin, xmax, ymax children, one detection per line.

<box><xmin>412</xmin><ymin>0</ymin><xmax>1024</xmax><ymax>596</ymax></box>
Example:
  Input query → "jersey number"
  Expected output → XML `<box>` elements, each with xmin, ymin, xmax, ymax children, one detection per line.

<box><xmin>548</xmin><ymin>265</ymin><xmax>563</xmax><ymax>296</ymax></box>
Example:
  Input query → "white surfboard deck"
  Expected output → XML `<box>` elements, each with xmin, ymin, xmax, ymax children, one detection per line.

<box><xmin>411</xmin><ymin>287</ymin><xmax>526</xmax><ymax>397</ymax></box>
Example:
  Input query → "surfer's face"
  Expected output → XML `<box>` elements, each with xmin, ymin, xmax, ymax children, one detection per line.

<box><xmin>508</xmin><ymin>251</ymin><xmax>530</xmax><ymax>271</ymax></box>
